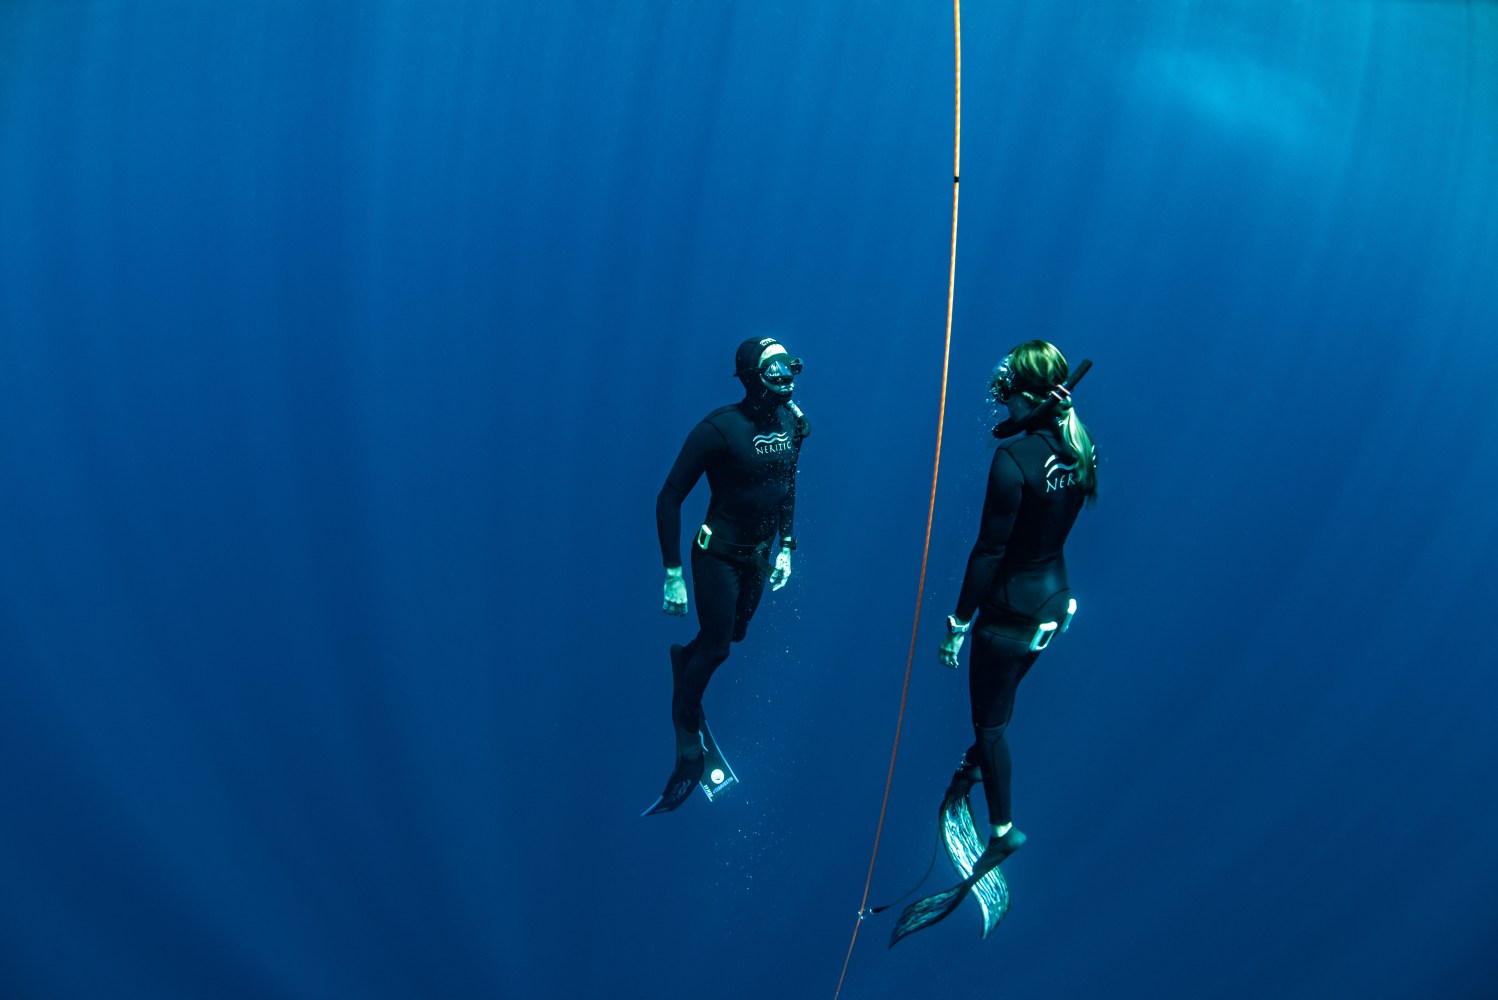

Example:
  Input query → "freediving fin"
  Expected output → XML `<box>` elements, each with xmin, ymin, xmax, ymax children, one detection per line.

<box><xmin>889</xmin><ymin>781</ymin><xmax>1014</xmax><ymax>946</ymax></box>
<box><xmin>697</xmin><ymin>718</ymin><xmax>738</xmax><ymax>802</ymax></box>
<box><xmin>889</xmin><ymin>878</ymin><xmax>978</xmax><ymax>948</ymax></box>
<box><xmin>641</xmin><ymin>754</ymin><xmax>703</xmax><ymax>817</ymax></box>
<box><xmin>941</xmin><ymin>785</ymin><xmax>1011</xmax><ymax>938</ymax></box>
<box><xmin>641</xmin><ymin>719</ymin><xmax>738</xmax><ymax>816</ymax></box>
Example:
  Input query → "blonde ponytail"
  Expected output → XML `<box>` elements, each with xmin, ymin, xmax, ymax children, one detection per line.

<box><xmin>1058</xmin><ymin>403</ymin><xmax>1098</xmax><ymax>503</ymax></box>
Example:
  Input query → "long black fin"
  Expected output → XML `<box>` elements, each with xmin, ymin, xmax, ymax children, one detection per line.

<box><xmin>641</xmin><ymin>770</ymin><xmax>697</xmax><ymax>817</ymax></box>
<box><xmin>941</xmin><ymin>786</ymin><xmax>1011</xmax><ymax>938</ymax></box>
<box><xmin>888</xmin><ymin>881</ymin><xmax>976</xmax><ymax>947</ymax></box>
<box><xmin>888</xmin><ymin>783</ymin><xmax>1012</xmax><ymax>945</ymax></box>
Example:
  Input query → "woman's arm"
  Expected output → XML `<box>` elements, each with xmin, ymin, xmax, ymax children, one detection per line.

<box><xmin>953</xmin><ymin>447</ymin><xmax>1024</xmax><ymax>622</ymax></box>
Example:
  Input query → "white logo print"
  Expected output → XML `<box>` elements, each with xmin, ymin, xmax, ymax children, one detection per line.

<box><xmin>753</xmin><ymin>431</ymin><xmax>792</xmax><ymax>455</ymax></box>
<box><xmin>1043</xmin><ymin>453</ymin><xmax>1079</xmax><ymax>492</ymax></box>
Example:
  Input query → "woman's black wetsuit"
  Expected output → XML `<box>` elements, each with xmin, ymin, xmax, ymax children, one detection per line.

<box><xmin>656</xmin><ymin>398</ymin><xmax>803</xmax><ymax>745</ymax></box>
<box><xmin>953</xmin><ymin>423</ymin><xmax>1086</xmax><ymax>828</ymax></box>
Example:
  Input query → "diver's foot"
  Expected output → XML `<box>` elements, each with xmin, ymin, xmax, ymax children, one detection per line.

<box><xmin>974</xmin><ymin>827</ymin><xmax>1027</xmax><ymax>876</ymax></box>
<box><xmin>670</xmin><ymin>643</ymin><xmax>688</xmax><ymax>684</ymax></box>
<box><xmin>945</xmin><ymin>756</ymin><xmax>982</xmax><ymax>799</ymax></box>
<box><xmin>644</xmin><ymin>751</ymin><xmax>706</xmax><ymax>816</ymax></box>
<box><xmin>675</xmin><ymin>723</ymin><xmax>706</xmax><ymax>759</ymax></box>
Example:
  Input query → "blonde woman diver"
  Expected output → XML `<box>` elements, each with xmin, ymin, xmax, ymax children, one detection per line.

<box><xmin>892</xmin><ymin>340</ymin><xmax>1097</xmax><ymax>945</ymax></box>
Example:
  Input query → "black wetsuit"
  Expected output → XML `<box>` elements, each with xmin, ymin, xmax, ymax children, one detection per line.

<box><xmin>954</xmin><ymin>424</ymin><xmax>1086</xmax><ymax>828</ymax></box>
<box><xmin>656</xmin><ymin>398</ymin><xmax>803</xmax><ymax>746</ymax></box>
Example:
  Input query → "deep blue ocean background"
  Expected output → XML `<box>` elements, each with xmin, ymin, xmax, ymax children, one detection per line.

<box><xmin>3</xmin><ymin>2</ymin><xmax>1497</xmax><ymax>997</ymax></box>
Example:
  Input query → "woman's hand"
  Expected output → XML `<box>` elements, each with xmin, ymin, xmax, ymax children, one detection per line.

<box><xmin>663</xmin><ymin>566</ymin><xmax>687</xmax><ymax>616</ymax></box>
<box><xmin>938</xmin><ymin>630</ymin><xmax>966</xmax><ymax>668</ymax></box>
<box><xmin>939</xmin><ymin>614</ymin><xmax>971</xmax><ymax>668</ymax></box>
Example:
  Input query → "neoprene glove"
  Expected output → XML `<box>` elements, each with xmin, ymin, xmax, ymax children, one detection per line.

<box><xmin>770</xmin><ymin>549</ymin><xmax>793</xmax><ymax>591</ymax></box>
<box><xmin>663</xmin><ymin>566</ymin><xmax>687</xmax><ymax>616</ymax></box>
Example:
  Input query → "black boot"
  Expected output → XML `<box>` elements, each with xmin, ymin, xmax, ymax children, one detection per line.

<box><xmin>973</xmin><ymin>827</ymin><xmax>1027</xmax><ymax>878</ymax></box>
<box><xmin>643</xmin><ymin>738</ymin><xmax>705</xmax><ymax>817</ymax></box>
<box><xmin>944</xmin><ymin>754</ymin><xmax>982</xmax><ymax>799</ymax></box>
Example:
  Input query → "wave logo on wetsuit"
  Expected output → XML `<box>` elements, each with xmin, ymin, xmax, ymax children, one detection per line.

<box><xmin>753</xmin><ymin>431</ymin><xmax>793</xmax><ymax>455</ymax></box>
<box><xmin>1043</xmin><ymin>453</ymin><xmax>1080</xmax><ymax>492</ymax></box>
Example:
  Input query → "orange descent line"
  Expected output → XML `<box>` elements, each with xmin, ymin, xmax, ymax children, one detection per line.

<box><xmin>833</xmin><ymin>1</ymin><xmax>960</xmax><ymax>996</ymax></box>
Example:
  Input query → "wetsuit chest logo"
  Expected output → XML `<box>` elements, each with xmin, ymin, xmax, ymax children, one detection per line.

<box><xmin>752</xmin><ymin>431</ymin><xmax>793</xmax><ymax>455</ymax></box>
<box><xmin>1043</xmin><ymin>454</ymin><xmax>1078</xmax><ymax>492</ymax></box>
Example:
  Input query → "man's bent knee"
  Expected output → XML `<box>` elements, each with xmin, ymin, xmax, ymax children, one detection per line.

<box><xmin>693</xmin><ymin>639</ymin><xmax>731</xmax><ymax>663</ymax></box>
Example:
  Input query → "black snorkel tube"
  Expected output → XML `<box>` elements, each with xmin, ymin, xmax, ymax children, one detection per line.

<box><xmin>992</xmin><ymin>358</ymin><xmax>1092</xmax><ymax>439</ymax></box>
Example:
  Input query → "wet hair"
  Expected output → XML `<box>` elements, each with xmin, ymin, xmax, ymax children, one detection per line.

<box><xmin>993</xmin><ymin>340</ymin><xmax>1098</xmax><ymax>502</ymax></box>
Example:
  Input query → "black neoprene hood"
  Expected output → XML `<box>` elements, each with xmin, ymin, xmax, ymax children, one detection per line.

<box><xmin>734</xmin><ymin>336</ymin><xmax>781</xmax><ymax>377</ymax></box>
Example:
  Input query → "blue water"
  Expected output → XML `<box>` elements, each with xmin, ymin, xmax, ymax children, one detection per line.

<box><xmin>3</xmin><ymin>2</ymin><xmax>1496</xmax><ymax>997</ymax></box>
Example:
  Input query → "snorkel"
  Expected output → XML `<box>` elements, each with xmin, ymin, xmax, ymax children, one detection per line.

<box><xmin>992</xmin><ymin>357</ymin><xmax>1093</xmax><ymax>439</ymax></box>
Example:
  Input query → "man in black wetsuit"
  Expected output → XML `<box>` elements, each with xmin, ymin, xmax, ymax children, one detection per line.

<box><xmin>647</xmin><ymin>336</ymin><xmax>809</xmax><ymax>814</ymax></box>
